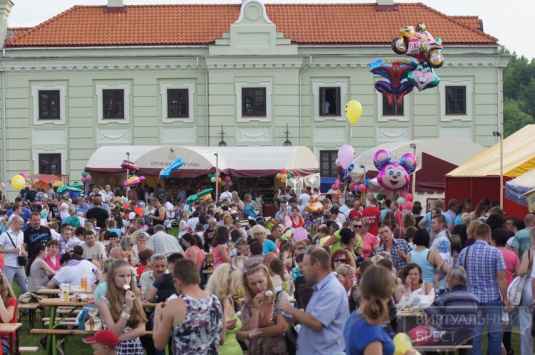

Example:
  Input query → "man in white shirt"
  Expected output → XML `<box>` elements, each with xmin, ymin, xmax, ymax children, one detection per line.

<box><xmin>148</xmin><ymin>225</ymin><xmax>184</xmax><ymax>257</ymax></box>
<box><xmin>47</xmin><ymin>245</ymin><xmax>99</xmax><ymax>289</ymax></box>
<box><xmin>298</xmin><ymin>189</ymin><xmax>310</xmax><ymax>212</ymax></box>
<box><xmin>140</xmin><ymin>254</ymin><xmax>167</xmax><ymax>297</ymax></box>
<box><xmin>186</xmin><ymin>211</ymin><xmax>199</xmax><ymax>230</ymax></box>
<box><xmin>0</xmin><ymin>216</ymin><xmax>28</xmax><ymax>293</ymax></box>
<box><xmin>219</xmin><ymin>186</ymin><xmax>233</xmax><ymax>201</ymax></box>
<box><xmin>81</xmin><ymin>230</ymin><xmax>106</xmax><ymax>260</ymax></box>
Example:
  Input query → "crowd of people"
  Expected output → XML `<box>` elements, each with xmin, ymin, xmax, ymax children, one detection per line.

<box><xmin>0</xmin><ymin>183</ymin><xmax>532</xmax><ymax>355</ymax></box>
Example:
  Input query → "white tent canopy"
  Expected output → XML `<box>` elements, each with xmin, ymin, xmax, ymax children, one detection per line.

<box><xmin>86</xmin><ymin>146</ymin><xmax>319</xmax><ymax>178</ymax></box>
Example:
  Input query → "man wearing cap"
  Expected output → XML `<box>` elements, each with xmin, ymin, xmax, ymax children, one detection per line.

<box><xmin>83</xmin><ymin>329</ymin><xmax>120</xmax><ymax>355</ymax></box>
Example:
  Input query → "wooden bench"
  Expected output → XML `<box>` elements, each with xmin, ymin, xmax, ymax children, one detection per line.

<box><xmin>43</xmin><ymin>320</ymin><xmax>79</xmax><ymax>327</ymax></box>
<box><xmin>31</xmin><ymin>329</ymin><xmax>153</xmax><ymax>335</ymax></box>
<box><xmin>19</xmin><ymin>346</ymin><xmax>38</xmax><ymax>353</ymax></box>
<box><xmin>414</xmin><ymin>344</ymin><xmax>473</xmax><ymax>351</ymax></box>
<box><xmin>18</xmin><ymin>303</ymin><xmax>40</xmax><ymax>329</ymax></box>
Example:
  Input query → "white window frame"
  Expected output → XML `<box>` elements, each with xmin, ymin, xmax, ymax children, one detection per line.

<box><xmin>439</xmin><ymin>78</ymin><xmax>473</xmax><ymax>122</ymax></box>
<box><xmin>32</xmin><ymin>148</ymin><xmax>67</xmax><ymax>175</ymax></box>
<box><xmin>236</xmin><ymin>79</ymin><xmax>272</xmax><ymax>123</ymax></box>
<box><xmin>376</xmin><ymin>87</ymin><xmax>410</xmax><ymax>122</ymax></box>
<box><xmin>312</xmin><ymin>80</ymin><xmax>347</xmax><ymax>122</ymax></box>
<box><xmin>96</xmin><ymin>82</ymin><xmax>131</xmax><ymax>124</ymax></box>
<box><xmin>31</xmin><ymin>82</ymin><xmax>67</xmax><ymax>125</ymax></box>
<box><xmin>160</xmin><ymin>80</ymin><xmax>196</xmax><ymax>123</ymax></box>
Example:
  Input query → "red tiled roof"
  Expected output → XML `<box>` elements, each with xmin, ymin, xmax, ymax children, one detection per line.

<box><xmin>6</xmin><ymin>27</ymin><xmax>31</xmax><ymax>41</ymax></box>
<box><xmin>4</xmin><ymin>3</ymin><xmax>498</xmax><ymax>48</ymax></box>
<box><xmin>450</xmin><ymin>16</ymin><xmax>482</xmax><ymax>31</ymax></box>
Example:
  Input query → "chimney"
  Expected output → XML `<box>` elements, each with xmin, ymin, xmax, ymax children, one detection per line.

<box><xmin>0</xmin><ymin>0</ymin><xmax>13</xmax><ymax>44</ymax></box>
<box><xmin>377</xmin><ymin>0</ymin><xmax>394</xmax><ymax>5</ymax></box>
<box><xmin>108</xmin><ymin>0</ymin><xmax>124</xmax><ymax>8</ymax></box>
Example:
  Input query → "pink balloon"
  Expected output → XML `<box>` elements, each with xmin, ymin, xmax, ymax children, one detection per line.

<box><xmin>294</xmin><ymin>227</ymin><xmax>308</xmax><ymax>242</ymax></box>
<box><xmin>285</xmin><ymin>220</ymin><xmax>292</xmax><ymax>228</ymax></box>
<box><xmin>405</xmin><ymin>201</ymin><xmax>414</xmax><ymax>210</ymax></box>
<box><xmin>405</xmin><ymin>193</ymin><xmax>413</xmax><ymax>201</ymax></box>
<box><xmin>81</xmin><ymin>177</ymin><xmax>87</xmax><ymax>183</ymax></box>
<box><xmin>284</xmin><ymin>215</ymin><xmax>290</xmax><ymax>222</ymax></box>
<box><xmin>20</xmin><ymin>172</ymin><xmax>27</xmax><ymax>179</ymax></box>
<box><xmin>337</xmin><ymin>144</ymin><xmax>355</xmax><ymax>170</ymax></box>
<box><xmin>335</xmin><ymin>179</ymin><xmax>340</xmax><ymax>185</ymax></box>
<box><xmin>86</xmin><ymin>174</ymin><xmax>92</xmax><ymax>181</ymax></box>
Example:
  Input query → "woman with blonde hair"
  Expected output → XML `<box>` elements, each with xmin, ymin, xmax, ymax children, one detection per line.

<box><xmin>98</xmin><ymin>259</ymin><xmax>147</xmax><ymax>355</ymax></box>
<box><xmin>206</xmin><ymin>264</ymin><xmax>260</xmax><ymax>355</ymax></box>
<box><xmin>465</xmin><ymin>220</ymin><xmax>482</xmax><ymax>248</ymax></box>
<box><xmin>0</xmin><ymin>271</ymin><xmax>18</xmax><ymax>353</ymax></box>
<box><xmin>240</xmin><ymin>264</ymin><xmax>288</xmax><ymax>354</ymax></box>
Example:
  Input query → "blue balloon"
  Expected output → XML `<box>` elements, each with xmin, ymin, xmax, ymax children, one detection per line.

<box><xmin>160</xmin><ymin>157</ymin><xmax>184</xmax><ymax>179</ymax></box>
<box><xmin>124</xmin><ymin>197</ymin><xmax>129</xmax><ymax>202</ymax></box>
<box><xmin>348</xmin><ymin>163</ymin><xmax>355</xmax><ymax>171</ymax></box>
<box><xmin>365</xmin><ymin>179</ymin><xmax>370</xmax><ymax>187</ymax></box>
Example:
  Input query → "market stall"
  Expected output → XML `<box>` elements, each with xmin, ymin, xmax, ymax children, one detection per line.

<box><xmin>446</xmin><ymin>125</ymin><xmax>535</xmax><ymax>216</ymax></box>
<box><xmin>85</xmin><ymin>146</ymin><xmax>320</xmax><ymax>215</ymax></box>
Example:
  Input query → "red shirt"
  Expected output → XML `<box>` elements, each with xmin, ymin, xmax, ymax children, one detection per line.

<box><xmin>291</xmin><ymin>216</ymin><xmax>304</xmax><ymax>228</ymax></box>
<box><xmin>361</xmin><ymin>207</ymin><xmax>381</xmax><ymax>236</ymax></box>
<box><xmin>0</xmin><ymin>297</ymin><xmax>17</xmax><ymax>339</ymax></box>
<box><xmin>348</xmin><ymin>208</ymin><xmax>362</xmax><ymax>220</ymax></box>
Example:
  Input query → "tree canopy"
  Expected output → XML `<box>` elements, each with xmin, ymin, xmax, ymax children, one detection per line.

<box><xmin>503</xmin><ymin>51</ymin><xmax>535</xmax><ymax>136</ymax></box>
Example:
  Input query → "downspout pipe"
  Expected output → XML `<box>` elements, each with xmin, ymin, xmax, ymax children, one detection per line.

<box><xmin>197</xmin><ymin>57</ymin><xmax>210</xmax><ymax>146</ymax></box>
<box><xmin>2</xmin><ymin>70</ymin><xmax>6</xmax><ymax>192</ymax></box>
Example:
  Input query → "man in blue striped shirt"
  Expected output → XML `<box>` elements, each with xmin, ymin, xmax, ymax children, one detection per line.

<box><xmin>422</xmin><ymin>266</ymin><xmax>478</xmax><ymax>350</ymax></box>
<box><xmin>456</xmin><ymin>223</ymin><xmax>512</xmax><ymax>355</ymax></box>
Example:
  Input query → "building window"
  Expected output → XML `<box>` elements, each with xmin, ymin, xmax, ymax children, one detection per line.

<box><xmin>382</xmin><ymin>95</ymin><xmax>404</xmax><ymax>116</ymax></box>
<box><xmin>102</xmin><ymin>89</ymin><xmax>124</xmax><ymax>119</ymax></box>
<box><xmin>96</xmin><ymin>82</ymin><xmax>131</xmax><ymax>123</ymax></box>
<box><xmin>38</xmin><ymin>90</ymin><xmax>60</xmax><ymax>119</ymax></box>
<box><xmin>319</xmin><ymin>87</ymin><xmax>340</xmax><ymax>116</ymax></box>
<box><xmin>320</xmin><ymin>150</ymin><xmax>338</xmax><ymax>177</ymax></box>
<box><xmin>242</xmin><ymin>88</ymin><xmax>266</xmax><ymax>116</ymax></box>
<box><xmin>167</xmin><ymin>89</ymin><xmax>189</xmax><ymax>118</ymax></box>
<box><xmin>445</xmin><ymin>86</ymin><xmax>466</xmax><ymax>114</ymax></box>
<box><xmin>31</xmin><ymin>82</ymin><xmax>67</xmax><ymax>125</ymax></box>
<box><xmin>39</xmin><ymin>153</ymin><xmax>61</xmax><ymax>175</ymax></box>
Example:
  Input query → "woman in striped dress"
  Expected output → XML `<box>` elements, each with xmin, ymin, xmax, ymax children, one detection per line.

<box><xmin>98</xmin><ymin>259</ymin><xmax>147</xmax><ymax>355</ymax></box>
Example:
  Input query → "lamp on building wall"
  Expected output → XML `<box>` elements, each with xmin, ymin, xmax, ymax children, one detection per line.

<box><xmin>283</xmin><ymin>124</ymin><xmax>292</xmax><ymax>146</ymax></box>
<box><xmin>410</xmin><ymin>143</ymin><xmax>417</xmax><ymax>196</ymax></box>
<box><xmin>492</xmin><ymin>131</ymin><xmax>504</xmax><ymax>209</ymax></box>
<box><xmin>218</xmin><ymin>125</ymin><xmax>227</xmax><ymax>147</ymax></box>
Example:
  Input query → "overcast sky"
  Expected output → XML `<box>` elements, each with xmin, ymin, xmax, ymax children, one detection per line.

<box><xmin>7</xmin><ymin>0</ymin><xmax>534</xmax><ymax>61</ymax></box>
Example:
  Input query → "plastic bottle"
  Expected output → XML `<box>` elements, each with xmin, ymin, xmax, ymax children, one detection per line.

<box><xmin>80</xmin><ymin>269</ymin><xmax>88</xmax><ymax>292</ymax></box>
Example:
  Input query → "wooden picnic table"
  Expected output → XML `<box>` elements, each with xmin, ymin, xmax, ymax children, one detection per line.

<box><xmin>35</xmin><ymin>298</ymin><xmax>157</xmax><ymax>355</ymax></box>
<box><xmin>36</xmin><ymin>289</ymin><xmax>94</xmax><ymax>297</ymax></box>
<box><xmin>0</xmin><ymin>323</ymin><xmax>21</xmax><ymax>355</ymax></box>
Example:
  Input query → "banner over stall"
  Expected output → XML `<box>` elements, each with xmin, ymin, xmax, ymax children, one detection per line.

<box><xmin>85</xmin><ymin>146</ymin><xmax>319</xmax><ymax>178</ymax></box>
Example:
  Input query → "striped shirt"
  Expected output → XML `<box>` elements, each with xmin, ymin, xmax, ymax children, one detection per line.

<box><xmin>377</xmin><ymin>238</ymin><xmax>412</xmax><ymax>272</ymax></box>
<box><xmin>456</xmin><ymin>240</ymin><xmax>506</xmax><ymax>303</ymax></box>
<box><xmin>424</xmin><ymin>284</ymin><xmax>479</xmax><ymax>333</ymax></box>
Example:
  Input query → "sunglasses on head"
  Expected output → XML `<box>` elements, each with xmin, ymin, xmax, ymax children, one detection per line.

<box><xmin>297</xmin><ymin>246</ymin><xmax>306</xmax><ymax>251</ymax></box>
<box><xmin>334</xmin><ymin>258</ymin><xmax>347</xmax><ymax>263</ymax></box>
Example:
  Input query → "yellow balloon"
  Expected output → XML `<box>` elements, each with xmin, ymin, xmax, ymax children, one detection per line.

<box><xmin>393</xmin><ymin>333</ymin><xmax>412</xmax><ymax>355</ymax></box>
<box><xmin>11</xmin><ymin>175</ymin><xmax>25</xmax><ymax>190</ymax></box>
<box><xmin>345</xmin><ymin>100</ymin><xmax>363</xmax><ymax>125</ymax></box>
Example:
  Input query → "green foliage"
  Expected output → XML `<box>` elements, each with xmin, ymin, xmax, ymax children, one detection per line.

<box><xmin>503</xmin><ymin>51</ymin><xmax>535</xmax><ymax>136</ymax></box>
<box><xmin>504</xmin><ymin>98</ymin><xmax>533</xmax><ymax>137</ymax></box>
